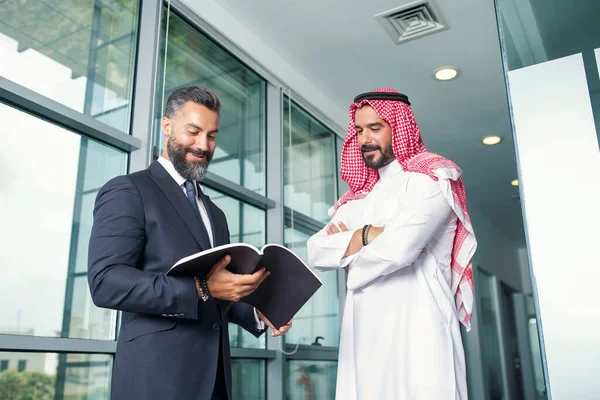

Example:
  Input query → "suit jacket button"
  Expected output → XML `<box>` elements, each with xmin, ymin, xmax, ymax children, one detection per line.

<box><xmin>212</xmin><ymin>323</ymin><xmax>220</xmax><ymax>331</ymax></box>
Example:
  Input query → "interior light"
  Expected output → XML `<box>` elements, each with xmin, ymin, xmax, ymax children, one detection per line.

<box><xmin>482</xmin><ymin>136</ymin><xmax>502</xmax><ymax>145</ymax></box>
<box><xmin>434</xmin><ymin>67</ymin><xmax>459</xmax><ymax>81</ymax></box>
<box><xmin>511</xmin><ymin>179</ymin><xmax>519</xmax><ymax>187</ymax></box>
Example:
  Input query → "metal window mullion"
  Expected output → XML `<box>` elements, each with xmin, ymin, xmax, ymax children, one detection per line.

<box><xmin>230</xmin><ymin>348</ymin><xmax>277</xmax><ymax>360</ymax></box>
<box><xmin>334</xmin><ymin>136</ymin><xmax>347</xmax><ymax>337</ymax></box>
<box><xmin>265</xmin><ymin>83</ymin><xmax>285</xmax><ymax>400</ymax></box>
<box><xmin>129</xmin><ymin>0</ymin><xmax>163</xmax><ymax>173</ymax></box>
<box><xmin>284</xmin><ymin>207</ymin><xmax>326</xmax><ymax>234</ymax></box>
<box><xmin>0</xmin><ymin>335</ymin><xmax>116</xmax><ymax>354</ymax></box>
<box><xmin>283</xmin><ymin>346</ymin><xmax>339</xmax><ymax>362</ymax></box>
<box><xmin>0</xmin><ymin>77</ymin><xmax>140</xmax><ymax>152</ymax></box>
<box><xmin>203</xmin><ymin>171</ymin><xmax>275</xmax><ymax>210</ymax></box>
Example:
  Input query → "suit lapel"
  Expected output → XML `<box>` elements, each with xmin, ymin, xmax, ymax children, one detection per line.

<box><xmin>148</xmin><ymin>162</ymin><xmax>212</xmax><ymax>251</ymax></box>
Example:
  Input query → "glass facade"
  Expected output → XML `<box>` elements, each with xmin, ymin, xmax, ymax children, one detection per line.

<box><xmin>495</xmin><ymin>0</ymin><xmax>600</xmax><ymax>397</ymax></box>
<box><xmin>0</xmin><ymin>352</ymin><xmax>112</xmax><ymax>400</ymax></box>
<box><xmin>0</xmin><ymin>2</ymin><xmax>343</xmax><ymax>398</ymax></box>
<box><xmin>283</xmin><ymin>225</ymin><xmax>341</xmax><ymax>348</ymax></box>
<box><xmin>0</xmin><ymin>0</ymin><xmax>139</xmax><ymax>133</ymax></box>
<box><xmin>283</xmin><ymin>97</ymin><xmax>337</xmax><ymax>223</ymax></box>
<box><xmin>156</xmin><ymin>10</ymin><xmax>267</xmax><ymax>195</ymax></box>
<box><xmin>286</xmin><ymin>360</ymin><xmax>337</xmax><ymax>400</ymax></box>
<box><xmin>231</xmin><ymin>359</ymin><xmax>266</xmax><ymax>400</ymax></box>
<box><xmin>282</xmin><ymin>97</ymin><xmax>342</xmax><ymax>349</ymax></box>
<box><xmin>0</xmin><ymin>103</ymin><xmax>126</xmax><ymax>341</ymax></box>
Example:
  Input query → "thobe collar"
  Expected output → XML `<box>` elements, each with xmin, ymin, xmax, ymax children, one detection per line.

<box><xmin>378</xmin><ymin>159</ymin><xmax>403</xmax><ymax>181</ymax></box>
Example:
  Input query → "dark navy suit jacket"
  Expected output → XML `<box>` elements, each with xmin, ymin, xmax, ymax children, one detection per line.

<box><xmin>88</xmin><ymin>161</ymin><xmax>264</xmax><ymax>400</ymax></box>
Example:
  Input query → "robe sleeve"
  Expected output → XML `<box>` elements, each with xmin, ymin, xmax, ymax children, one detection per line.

<box><xmin>307</xmin><ymin>206</ymin><xmax>356</xmax><ymax>271</ymax></box>
<box><xmin>346</xmin><ymin>173</ymin><xmax>452</xmax><ymax>291</ymax></box>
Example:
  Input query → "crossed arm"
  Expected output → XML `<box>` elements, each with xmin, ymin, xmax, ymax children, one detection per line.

<box><xmin>307</xmin><ymin>174</ymin><xmax>452</xmax><ymax>291</ymax></box>
<box><xmin>325</xmin><ymin>222</ymin><xmax>385</xmax><ymax>259</ymax></box>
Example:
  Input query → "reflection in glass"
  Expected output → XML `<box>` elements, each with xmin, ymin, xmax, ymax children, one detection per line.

<box><xmin>0</xmin><ymin>103</ymin><xmax>126</xmax><ymax>340</ymax></box>
<box><xmin>0</xmin><ymin>0</ymin><xmax>139</xmax><ymax>133</ymax></box>
<box><xmin>156</xmin><ymin>9</ymin><xmax>266</xmax><ymax>194</ymax></box>
<box><xmin>284</xmin><ymin>97</ymin><xmax>337</xmax><ymax>223</ymax></box>
<box><xmin>497</xmin><ymin>0</ymin><xmax>600</xmax><ymax>146</ymax></box>
<box><xmin>335</xmin><ymin>135</ymin><xmax>348</xmax><ymax>197</ymax></box>
<box><xmin>526</xmin><ymin>296</ymin><xmax>546</xmax><ymax>399</ymax></box>
<box><xmin>476</xmin><ymin>269</ymin><xmax>504</xmax><ymax>400</ymax></box>
<box><xmin>201</xmin><ymin>187</ymin><xmax>267</xmax><ymax>349</ymax></box>
<box><xmin>284</xmin><ymin>226</ymin><xmax>340</xmax><ymax>348</ymax></box>
<box><xmin>0</xmin><ymin>352</ymin><xmax>112</xmax><ymax>400</ymax></box>
<box><xmin>231</xmin><ymin>359</ymin><xmax>265</xmax><ymax>400</ymax></box>
<box><xmin>286</xmin><ymin>360</ymin><xmax>337</xmax><ymax>400</ymax></box>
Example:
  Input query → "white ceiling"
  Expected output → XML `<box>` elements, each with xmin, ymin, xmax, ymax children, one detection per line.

<box><xmin>215</xmin><ymin>0</ymin><xmax>526</xmax><ymax>244</ymax></box>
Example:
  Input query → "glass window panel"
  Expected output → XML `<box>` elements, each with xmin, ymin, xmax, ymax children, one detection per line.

<box><xmin>498</xmin><ymin>0</ymin><xmax>600</xmax><ymax>148</ymax></box>
<box><xmin>201</xmin><ymin>187</ymin><xmax>267</xmax><ymax>349</ymax></box>
<box><xmin>284</xmin><ymin>97</ymin><xmax>336</xmax><ymax>223</ymax></box>
<box><xmin>286</xmin><ymin>360</ymin><xmax>337</xmax><ymax>400</ymax></box>
<box><xmin>0</xmin><ymin>352</ymin><xmax>112</xmax><ymax>400</ymax></box>
<box><xmin>335</xmin><ymin>135</ymin><xmax>348</xmax><ymax>197</ymax></box>
<box><xmin>0</xmin><ymin>103</ymin><xmax>126</xmax><ymax>340</ymax></box>
<box><xmin>283</xmin><ymin>226</ymin><xmax>340</xmax><ymax>348</ymax></box>
<box><xmin>231</xmin><ymin>359</ymin><xmax>265</xmax><ymax>400</ymax></box>
<box><xmin>0</xmin><ymin>1</ymin><xmax>139</xmax><ymax>133</ymax></box>
<box><xmin>156</xmin><ymin>10</ymin><xmax>266</xmax><ymax>195</ymax></box>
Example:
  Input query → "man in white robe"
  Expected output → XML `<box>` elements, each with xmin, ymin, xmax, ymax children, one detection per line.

<box><xmin>307</xmin><ymin>88</ymin><xmax>477</xmax><ymax>399</ymax></box>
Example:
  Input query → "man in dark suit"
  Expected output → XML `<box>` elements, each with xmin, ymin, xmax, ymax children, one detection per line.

<box><xmin>88</xmin><ymin>86</ymin><xmax>291</xmax><ymax>400</ymax></box>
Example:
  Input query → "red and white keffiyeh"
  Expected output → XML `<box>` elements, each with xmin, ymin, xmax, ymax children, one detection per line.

<box><xmin>332</xmin><ymin>88</ymin><xmax>477</xmax><ymax>330</ymax></box>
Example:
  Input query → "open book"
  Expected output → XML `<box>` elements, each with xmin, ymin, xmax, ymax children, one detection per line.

<box><xmin>167</xmin><ymin>243</ymin><xmax>323</xmax><ymax>328</ymax></box>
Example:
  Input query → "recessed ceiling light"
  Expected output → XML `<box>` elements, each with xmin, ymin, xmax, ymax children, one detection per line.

<box><xmin>511</xmin><ymin>179</ymin><xmax>519</xmax><ymax>187</ymax></box>
<box><xmin>434</xmin><ymin>67</ymin><xmax>459</xmax><ymax>81</ymax></box>
<box><xmin>482</xmin><ymin>136</ymin><xmax>502</xmax><ymax>145</ymax></box>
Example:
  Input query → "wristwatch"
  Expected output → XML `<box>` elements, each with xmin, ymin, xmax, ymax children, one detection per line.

<box><xmin>195</xmin><ymin>276</ymin><xmax>212</xmax><ymax>302</ymax></box>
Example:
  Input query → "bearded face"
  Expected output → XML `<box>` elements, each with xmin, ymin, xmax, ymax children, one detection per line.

<box><xmin>161</xmin><ymin>101</ymin><xmax>219</xmax><ymax>181</ymax></box>
<box><xmin>355</xmin><ymin>105</ymin><xmax>395</xmax><ymax>169</ymax></box>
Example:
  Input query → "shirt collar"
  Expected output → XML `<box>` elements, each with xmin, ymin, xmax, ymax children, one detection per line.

<box><xmin>378</xmin><ymin>159</ymin><xmax>403</xmax><ymax>180</ymax></box>
<box><xmin>157</xmin><ymin>156</ymin><xmax>188</xmax><ymax>187</ymax></box>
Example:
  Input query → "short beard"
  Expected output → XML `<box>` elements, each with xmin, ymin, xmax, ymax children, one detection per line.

<box><xmin>361</xmin><ymin>143</ymin><xmax>395</xmax><ymax>169</ymax></box>
<box><xmin>167</xmin><ymin>135</ymin><xmax>212</xmax><ymax>182</ymax></box>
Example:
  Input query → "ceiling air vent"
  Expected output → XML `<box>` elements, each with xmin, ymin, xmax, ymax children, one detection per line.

<box><xmin>375</xmin><ymin>0</ymin><xmax>448</xmax><ymax>45</ymax></box>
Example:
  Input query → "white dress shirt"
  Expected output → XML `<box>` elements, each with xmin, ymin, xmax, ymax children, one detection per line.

<box><xmin>157</xmin><ymin>156</ymin><xmax>214</xmax><ymax>246</ymax></box>
<box><xmin>157</xmin><ymin>156</ymin><xmax>264</xmax><ymax>330</ymax></box>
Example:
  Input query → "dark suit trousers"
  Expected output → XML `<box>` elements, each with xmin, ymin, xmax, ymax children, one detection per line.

<box><xmin>211</xmin><ymin>333</ymin><xmax>228</xmax><ymax>400</ymax></box>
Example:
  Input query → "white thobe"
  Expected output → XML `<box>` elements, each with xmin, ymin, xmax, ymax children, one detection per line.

<box><xmin>307</xmin><ymin>160</ymin><xmax>467</xmax><ymax>400</ymax></box>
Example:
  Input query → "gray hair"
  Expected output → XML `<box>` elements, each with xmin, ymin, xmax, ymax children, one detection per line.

<box><xmin>165</xmin><ymin>86</ymin><xmax>220</xmax><ymax>118</ymax></box>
